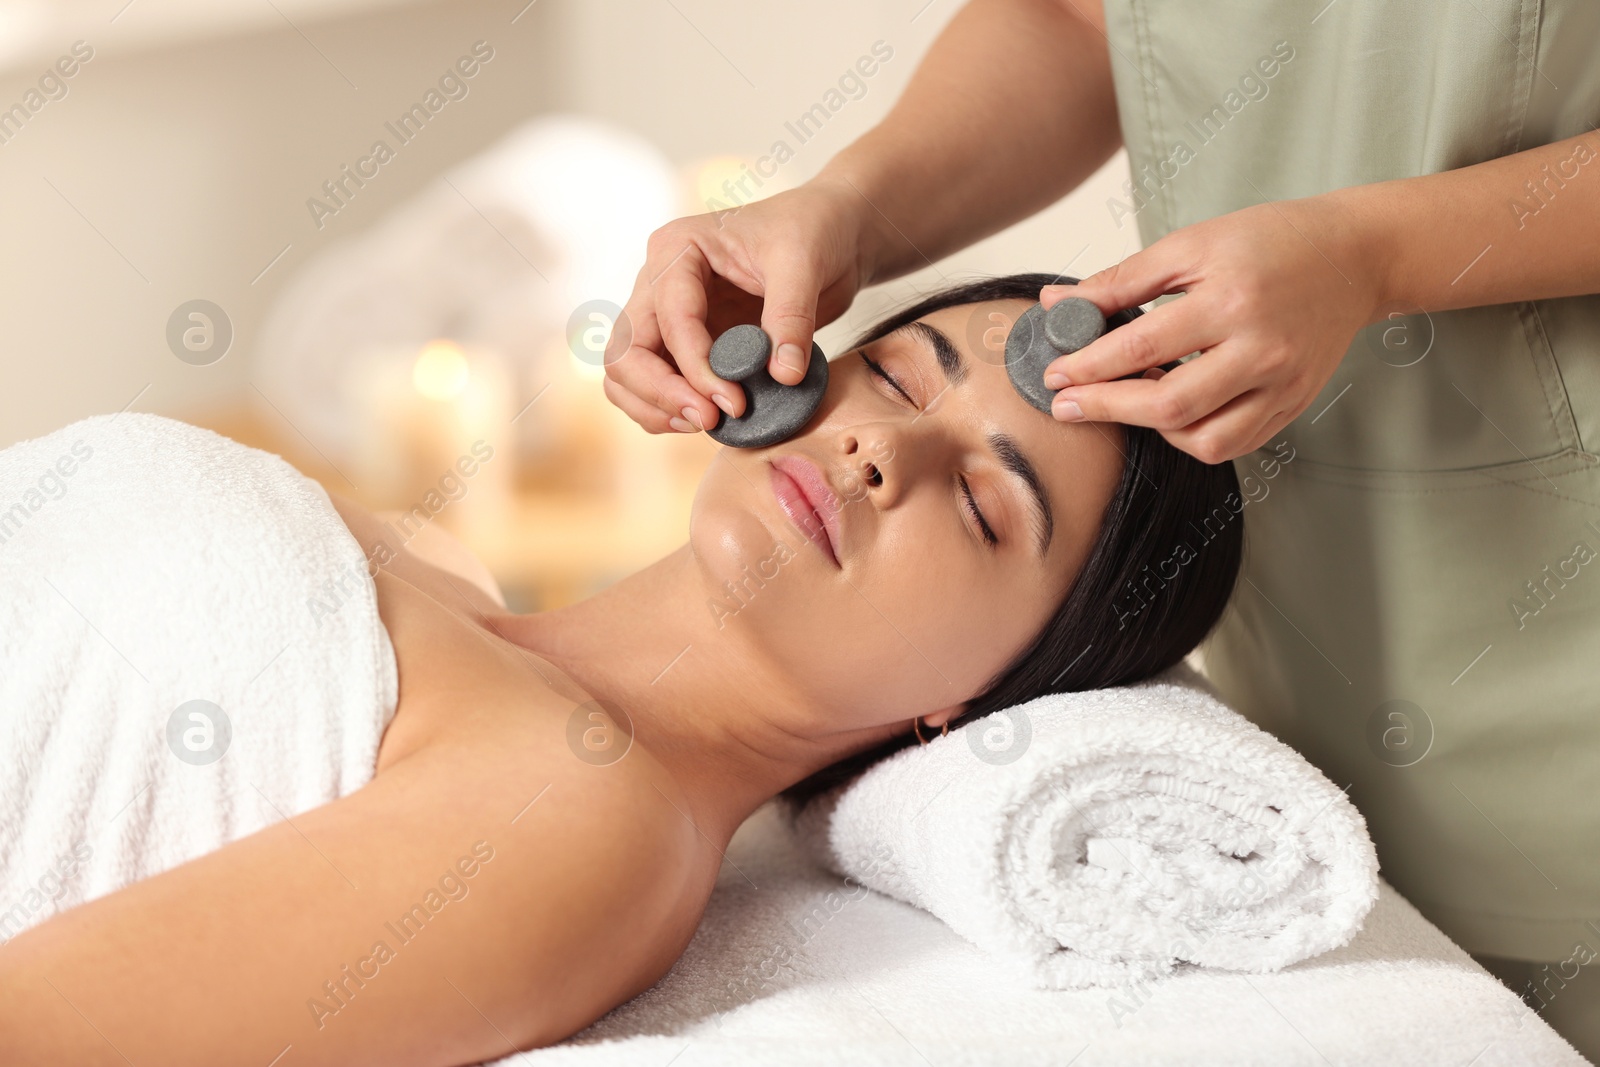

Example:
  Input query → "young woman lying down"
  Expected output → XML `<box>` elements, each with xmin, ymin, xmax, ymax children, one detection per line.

<box><xmin>0</xmin><ymin>273</ymin><xmax>1241</xmax><ymax>1065</ymax></box>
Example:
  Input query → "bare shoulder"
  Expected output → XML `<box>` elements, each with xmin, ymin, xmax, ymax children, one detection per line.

<box><xmin>373</xmin><ymin>506</ymin><xmax>506</xmax><ymax>608</ymax></box>
<box><xmin>322</xmin><ymin>488</ymin><xmax>505</xmax><ymax>617</ymax></box>
<box><xmin>397</xmin><ymin>690</ymin><xmax>726</xmax><ymax>1034</ymax></box>
<box><xmin>367</xmin><ymin>708</ymin><xmax>723</xmax><ymax>1046</ymax></box>
<box><xmin>498</xmin><ymin>708</ymin><xmax>707</xmax><ymax>889</ymax></box>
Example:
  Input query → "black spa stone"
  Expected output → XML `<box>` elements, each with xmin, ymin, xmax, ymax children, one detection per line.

<box><xmin>1004</xmin><ymin>291</ymin><xmax>1145</xmax><ymax>414</ymax></box>
<box><xmin>707</xmin><ymin>324</ymin><xmax>830</xmax><ymax>448</ymax></box>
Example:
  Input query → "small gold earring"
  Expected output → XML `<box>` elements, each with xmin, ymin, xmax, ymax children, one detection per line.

<box><xmin>913</xmin><ymin>716</ymin><xmax>949</xmax><ymax>745</ymax></box>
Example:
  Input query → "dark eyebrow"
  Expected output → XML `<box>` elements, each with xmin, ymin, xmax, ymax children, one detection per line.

<box><xmin>902</xmin><ymin>320</ymin><xmax>969</xmax><ymax>388</ymax></box>
<box><xmin>893</xmin><ymin>321</ymin><xmax>1055</xmax><ymax>558</ymax></box>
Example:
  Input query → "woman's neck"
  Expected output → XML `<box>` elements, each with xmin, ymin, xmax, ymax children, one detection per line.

<box><xmin>494</xmin><ymin>544</ymin><xmax>903</xmax><ymax>844</ymax></box>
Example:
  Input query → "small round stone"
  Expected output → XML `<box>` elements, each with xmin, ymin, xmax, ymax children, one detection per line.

<box><xmin>708</xmin><ymin>323</ymin><xmax>771</xmax><ymax>381</ymax></box>
<box><xmin>706</xmin><ymin>325</ymin><xmax>830</xmax><ymax>448</ymax></box>
<box><xmin>1043</xmin><ymin>297</ymin><xmax>1106</xmax><ymax>354</ymax></box>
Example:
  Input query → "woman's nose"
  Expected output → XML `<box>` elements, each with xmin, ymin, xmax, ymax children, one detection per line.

<box><xmin>841</xmin><ymin>418</ymin><xmax>938</xmax><ymax>509</ymax></box>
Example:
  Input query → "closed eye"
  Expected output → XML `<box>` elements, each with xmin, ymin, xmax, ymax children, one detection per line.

<box><xmin>858</xmin><ymin>350</ymin><xmax>998</xmax><ymax>549</ymax></box>
<box><xmin>859</xmin><ymin>350</ymin><xmax>916</xmax><ymax>407</ymax></box>
<box><xmin>959</xmin><ymin>475</ymin><xmax>998</xmax><ymax>547</ymax></box>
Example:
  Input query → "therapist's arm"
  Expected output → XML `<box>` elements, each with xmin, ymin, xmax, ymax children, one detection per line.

<box><xmin>814</xmin><ymin>0</ymin><xmax>1123</xmax><ymax>286</ymax></box>
<box><xmin>1039</xmin><ymin>128</ymin><xmax>1600</xmax><ymax>463</ymax></box>
<box><xmin>1346</xmin><ymin>131</ymin><xmax>1600</xmax><ymax>311</ymax></box>
<box><xmin>606</xmin><ymin>0</ymin><xmax>1120</xmax><ymax>432</ymax></box>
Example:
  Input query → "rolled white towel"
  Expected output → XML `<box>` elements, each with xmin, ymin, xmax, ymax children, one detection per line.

<box><xmin>785</xmin><ymin>661</ymin><xmax>1379</xmax><ymax>989</ymax></box>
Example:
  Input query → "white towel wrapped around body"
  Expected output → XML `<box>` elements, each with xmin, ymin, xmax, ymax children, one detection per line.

<box><xmin>0</xmin><ymin>412</ymin><xmax>398</xmax><ymax>943</ymax></box>
<box><xmin>787</xmin><ymin>662</ymin><xmax>1379</xmax><ymax>989</ymax></box>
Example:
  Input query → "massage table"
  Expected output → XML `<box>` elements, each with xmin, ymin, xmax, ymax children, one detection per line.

<box><xmin>497</xmin><ymin>802</ymin><xmax>1586</xmax><ymax>1066</ymax></box>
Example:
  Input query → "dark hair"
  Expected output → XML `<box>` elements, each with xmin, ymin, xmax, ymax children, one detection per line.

<box><xmin>780</xmin><ymin>272</ymin><xmax>1245</xmax><ymax>807</ymax></box>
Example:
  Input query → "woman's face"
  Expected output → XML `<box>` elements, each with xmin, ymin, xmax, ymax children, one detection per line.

<box><xmin>688</xmin><ymin>298</ymin><xmax>1126</xmax><ymax>732</ymax></box>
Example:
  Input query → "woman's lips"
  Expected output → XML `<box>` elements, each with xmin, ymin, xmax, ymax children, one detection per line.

<box><xmin>768</xmin><ymin>456</ymin><xmax>842</xmax><ymax>567</ymax></box>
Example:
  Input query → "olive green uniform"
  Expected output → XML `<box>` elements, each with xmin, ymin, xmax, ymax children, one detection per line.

<box><xmin>1101</xmin><ymin>0</ymin><xmax>1600</xmax><ymax>1052</ymax></box>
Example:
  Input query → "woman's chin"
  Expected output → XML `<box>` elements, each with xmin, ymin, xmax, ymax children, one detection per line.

<box><xmin>676</xmin><ymin>497</ymin><xmax>789</xmax><ymax>640</ymax></box>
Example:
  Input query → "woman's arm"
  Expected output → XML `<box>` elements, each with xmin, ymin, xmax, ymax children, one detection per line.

<box><xmin>0</xmin><ymin>715</ymin><xmax>703</xmax><ymax>1066</ymax></box>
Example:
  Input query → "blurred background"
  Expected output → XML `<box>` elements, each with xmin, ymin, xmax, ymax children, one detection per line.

<box><xmin>0</xmin><ymin>0</ymin><xmax>1138</xmax><ymax>611</ymax></box>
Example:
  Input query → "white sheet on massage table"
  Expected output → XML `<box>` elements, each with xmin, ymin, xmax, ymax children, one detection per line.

<box><xmin>497</xmin><ymin>802</ymin><xmax>1585</xmax><ymax>1067</ymax></box>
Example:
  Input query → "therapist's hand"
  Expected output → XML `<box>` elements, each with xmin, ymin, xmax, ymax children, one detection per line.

<box><xmin>603</xmin><ymin>179</ymin><xmax>871</xmax><ymax>435</ymax></box>
<box><xmin>1039</xmin><ymin>194</ymin><xmax>1385</xmax><ymax>464</ymax></box>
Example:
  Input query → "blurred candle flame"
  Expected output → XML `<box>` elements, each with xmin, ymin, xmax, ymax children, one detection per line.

<box><xmin>412</xmin><ymin>339</ymin><xmax>470</xmax><ymax>401</ymax></box>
